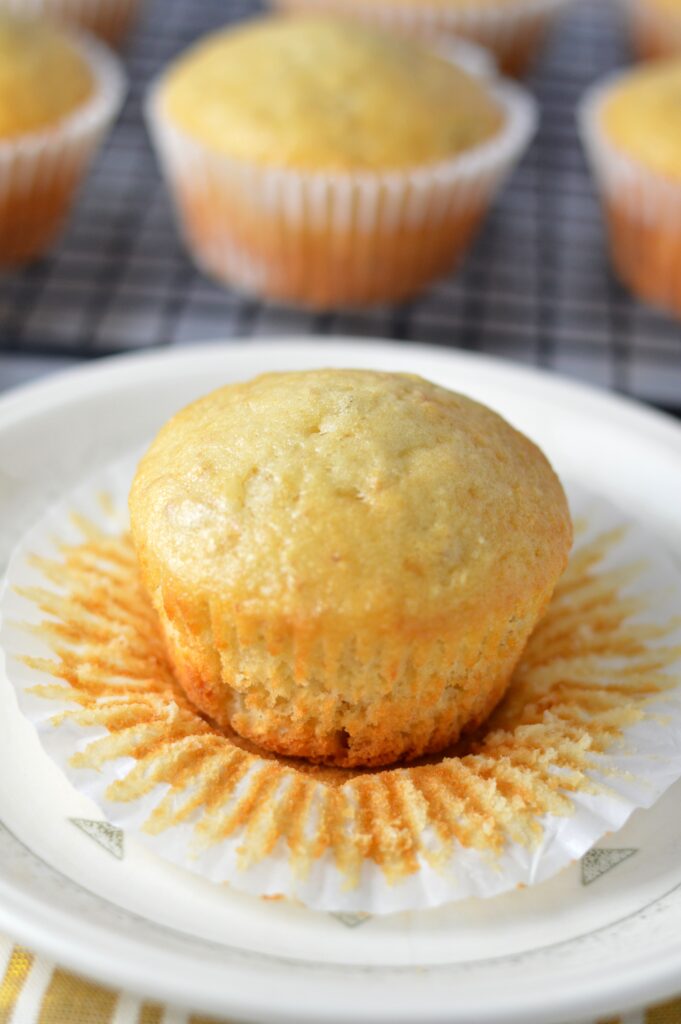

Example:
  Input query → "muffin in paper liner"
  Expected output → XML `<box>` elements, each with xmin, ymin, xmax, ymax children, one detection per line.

<box><xmin>2</xmin><ymin>451</ymin><xmax>681</xmax><ymax>914</ymax></box>
<box><xmin>0</xmin><ymin>27</ymin><xmax>126</xmax><ymax>269</ymax></box>
<box><xmin>268</xmin><ymin>0</ymin><xmax>571</xmax><ymax>77</ymax></box>
<box><xmin>145</xmin><ymin>70</ymin><xmax>536</xmax><ymax>311</ymax></box>
<box><xmin>579</xmin><ymin>74</ymin><xmax>681</xmax><ymax>321</ymax></box>
<box><xmin>623</xmin><ymin>0</ymin><xmax>681</xmax><ymax>59</ymax></box>
<box><xmin>0</xmin><ymin>0</ymin><xmax>142</xmax><ymax>47</ymax></box>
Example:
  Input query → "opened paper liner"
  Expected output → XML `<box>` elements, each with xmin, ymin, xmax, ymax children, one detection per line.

<box><xmin>2</xmin><ymin>452</ymin><xmax>681</xmax><ymax>914</ymax></box>
<box><xmin>1</xmin><ymin>0</ymin><xmax>142</xmax><ymax>47</ymax></box>
<box><xmin>0</xmin><ymin>28</ymin><xmax>126</xmax><ymax>267</ymax></box>
<box><xmin>145</xmin><ymin>65</ymin><xmax>536</xmax><ymax>309</ymax></box>
<box><xmin>268</xmin><ymin>0</ymin><xmax>572</xmax><ymax>76</ymax></box>
<box><xmin>579</xmin><ymin>75</ymin><xmax>681</xmax><ymax>320</ymax></box>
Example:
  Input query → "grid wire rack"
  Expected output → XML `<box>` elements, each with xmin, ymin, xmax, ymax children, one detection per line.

<box><xmin>1</xmin><ymin>0</ymin><xmax>680</xmax><ymax>407</ymax></box>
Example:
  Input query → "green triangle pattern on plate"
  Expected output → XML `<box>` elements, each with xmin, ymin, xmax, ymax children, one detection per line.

<box><xmin>70</xmin><ymin>818</ymin><xmax>124</xmax><ymax>860</ymax></box>
<box><xmin>581</xmin><ymin>848</ymin><xmax>637</xmax><ymax>886</ymax></box>
<box><xmin>331</xmin><ymin>912</ymin><xmax>371</xmax><ymax>928</ymax></box>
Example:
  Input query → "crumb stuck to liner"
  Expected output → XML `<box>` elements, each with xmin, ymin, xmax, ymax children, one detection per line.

<box><xmin>145</xmin><ymin>75</ymin><xmax>536</xmax><ymax>310</ymax></box>
<box><xmin>579</xmin><ymin>77</ymin><xmax>681</xmax><ymax>321</ymax></box>
<box><xmin>268</xmin><ymin>0</ymin><xmax>571</xmax><ymax>77</ymax></box>
<box><xmin>0</xmin><ymin>29</ymin><xmax>126</xmax><ymax>268</ymax></box>
<box><xmin>0</xmin><ymin>0</ymin><xmax>143</xmax><ymax>47</ymax></box>
<box><xmin>2</xmin><ymin>456</ymin><xmax>681</xmax><ymax>914</ymax></box>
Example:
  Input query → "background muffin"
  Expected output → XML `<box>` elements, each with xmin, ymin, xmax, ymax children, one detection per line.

<box><xmin>268</xmin><ymin>0</ymin><xmax>570</xmax><ymax>77</ymax></box>
<box><xmin>626</xmin><ymin>0</ymin><xmax>681</xmax><ymax>59</ymax></box>
<box><xmin>580</xmin><ymin>60</ymin><xmax>681</xmax><ymax>319</ymax></box>
<box><xmin>0</xmin><ymin>12</ymin><xmax>125</xmax><ymax>267</ymax></box>
<box><xmin>129</xmin><ymin>369</ymin><xmax>572</xmax><ymax>768</ymax></box>
<box><xmin>0</xmin><ymin>0</ymin><xmax>143</xmax><ymax>48</ymax></box>
<box><xmin>146</xmin><ymin>14</ymin><xmax>536</xmax><ymax>309</ymax></box>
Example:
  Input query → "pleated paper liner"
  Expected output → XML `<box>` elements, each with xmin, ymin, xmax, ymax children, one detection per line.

<box><xmin>579</xmin><ymin>74</ymin><xmax>681</xmax><ymax>321</ymax></box>
<box><xmin>2</xmin><ymin>453</ymin><xmax>681</xmax><ymax>914</ymax></box>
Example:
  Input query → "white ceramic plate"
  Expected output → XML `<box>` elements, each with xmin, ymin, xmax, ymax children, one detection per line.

<box><xmin>2</xmin><ymin>339</ymin><xmax>681</xmax><ymax>1024</ymax></box>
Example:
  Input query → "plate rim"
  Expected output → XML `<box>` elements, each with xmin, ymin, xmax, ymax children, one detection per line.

<box><xmin>4</xmin><ymin>821</ymin><xmax>681</xmax><ymax>1024</ymax></box>
<box><xmin>2</xmin><ymin>337</ymin><xmax>681</xmax><ymax>455</ymax></box>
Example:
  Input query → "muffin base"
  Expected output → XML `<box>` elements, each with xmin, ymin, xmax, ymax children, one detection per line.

<box><xmin>146</xmin><ymin>77</ymin><xmax>536</xmax><ymax>310</ymax></box>
<box><xmin>579</xmin><ymin>75</ymin><xmax>681</xmax><ymax>320</ymax></box>
<box><xmin>0</xmin><ymin>30</ymin><xmax>125</xmax><ymax>268</ymax></box>
<box><xmin>170</xmin><ymin>647</ymin><xmax>519</xmax><ymax>768</ymax></box>
<box><xmin>150</xmin><ymin>581</ymin><xmax>556</xmax><ymax>768</ymax></box>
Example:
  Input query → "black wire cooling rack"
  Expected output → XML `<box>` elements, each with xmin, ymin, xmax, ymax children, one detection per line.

<box><xmin>1</xmin><ymin>0</ymin><xmax>680</xmax><ymax>407</ymax></box>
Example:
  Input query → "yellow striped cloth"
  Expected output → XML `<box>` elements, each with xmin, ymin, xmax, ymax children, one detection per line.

<box><xmin>0</xmin><ymin>938</ymin><xmax>223</xmax><ymax>1024</ymax></box>
<box><xmin>1</xmin><ymin>934</ymin><xmax>680</xmax><ymax>1024</ymax></box>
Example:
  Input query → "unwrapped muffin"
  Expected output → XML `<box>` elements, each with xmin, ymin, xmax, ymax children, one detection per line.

<box><xmin>268</xmin><ymin>0</ymin><xmax>570</xmax><ymax>78</ymax></box>
<box><xmin>580</xmin><ymin>60</ymin><xmax>681</xmax><ymax>319</ymax></box>
<box><xmin>146</xmin><ymin>15</ymin><xmax>536</xmax><ymax>309</ymax></box>
<box><xmin>626</xmin><ymin>0</ymin><xmax>681</xmax><ymax>59</ymax></box>
<box><xmin>0</xmin><ymin>12</ymin><xmax>125</xmax><ymax>267</ymax></box>
<box><xmin>129</xmin><ymin>370</ymin><xmax>572</xmax><ymax>768</ymax></box>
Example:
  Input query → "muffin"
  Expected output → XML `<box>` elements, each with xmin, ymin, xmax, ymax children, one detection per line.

<box><xmin>0</xmin><ymin>12</ymin><xmax>125</xmax><ymax>268</ymax></box>
<box><xmin>129</xmin><ymin>369</ymin><xmax>572</xmax><ymax>768</ymax></box>
<box><xmin>267</xmin><ymin>0</ymin><xmax>570</xmax><ymax>78</ymax></box>
<box><xmin>0</xmin><ymin>0</ymin><xmax>142</xmax><ymax>48</ymax></box>
<box><xmin>580</xmin><ymin>60</ymin><xmax>681</xmax><ymax>319</ymax></box>
<box><xmin>626</xmin><ymin>0</ymin><xmax>681</xmax><ymax>59</ymax></box>
<box><xmin>146</xmin><ymin>15</ymin><xmax>536</xmax><ymax>309</ymax></box>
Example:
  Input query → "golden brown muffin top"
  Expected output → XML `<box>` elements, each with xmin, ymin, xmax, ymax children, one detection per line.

<box><xmin>0</xmin><ymin>12</ymin><xmax>94</xmax><ymax>141</ymax></box>
<box><xmin>602</xmin><ymin>60</ymin><xmax>681</xmax><ymax>180</ymax></box>
<box><xmin>130</xmin><ymin>370</ymin><xmax>571</xmax><ymax>631</ymax></box>
<box><xmin>159</xmin><ymin>15</ymin><xmax>503</xmax><ymax>172</ymax></box>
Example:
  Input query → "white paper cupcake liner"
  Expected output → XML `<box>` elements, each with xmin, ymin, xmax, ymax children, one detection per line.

<box><xmin>145</xmin><ymin>70</ymin><xmax>536</xmax><ymax>309</ymax></box>
<box><xmin>269</xmin><ymin>0</ymin><xmax>572</xmax><ymax>75</ymax></box>
<box><xmin>622</xmin><ymin>0</ymin><xmax>681</xmax><ymax>58</ymax></box>
<box><xmin>0</xmin><ymin>28</ymin><xmax>126</xmax><ymax>268</ymax></box>
<box><xmin>2</xmin><ymin>452</ymin><xmax>681</xmax><ymax>914</ymax></box>
<box><xmin>0</xmin><ymin>0</ymin><xmax>142</xmax><ymax>46</ymax></box>
<box><xmin>578</xmin><ymin>75</ymin><xmax>681</xmax><ymax>317</ymax></box>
